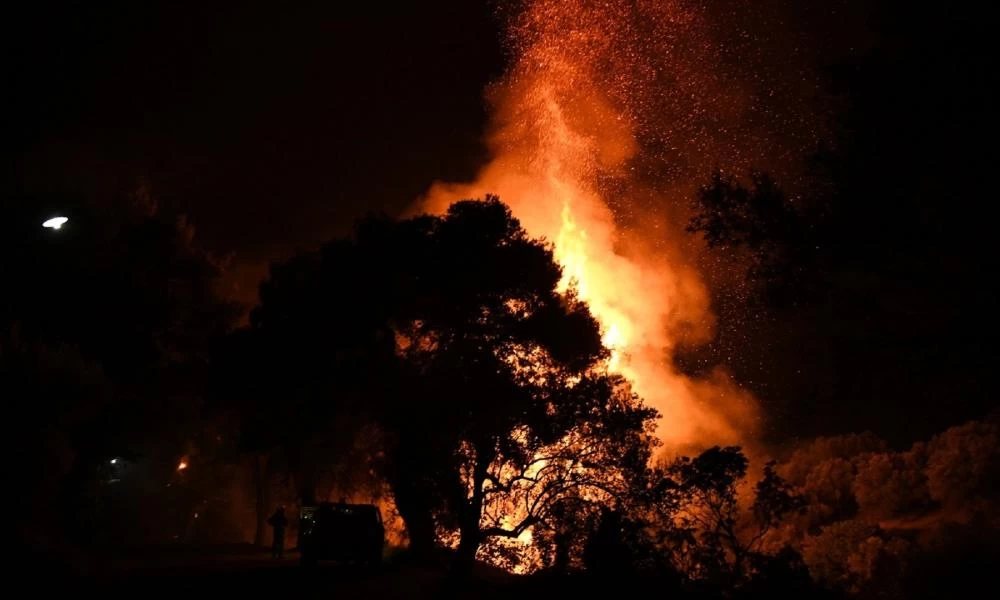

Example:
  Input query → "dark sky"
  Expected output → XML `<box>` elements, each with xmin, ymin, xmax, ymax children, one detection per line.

<box><xmin>4</xmin><ymin>1</ymin><xmax>995</xmax><ymax>445</ymax></box>
<box><xmin>5</xmin><ymin>0</ymin><xmax>865</xmax><ymax>295</ymax></box>
<box><xmin>7</xmin><ymin>1</ymin><xmax>504</xmax><ymax>274</ymax></box>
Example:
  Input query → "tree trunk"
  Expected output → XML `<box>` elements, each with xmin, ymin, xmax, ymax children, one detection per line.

<box><xmin>456</xmin><ymin>454</ymin><xmax>489</xmax><ymax>567</ymax></box>
<box><xmin>61</xmin><ymin>454</ymin><xmax>98</xmax><ymax>545</ymax></box>
<box><xmin>456</xmin><ymin>513</ymin><xmax>481</xmax><ymax>567</ymax></box>
<box><xmin>391</xmin><ymin>473</ymin><xmax>437</xmax><ymax>555</ymax></box>
<box><xmin>384</xmin><ymin>438</ymin><xmax>439</xmax><ymax>556</ymax></box>
<box><xmin>291</xmin><ymin>444</ymin><xmax>317</xmax><ymax>507</ymax></box>
<box><xmin>731</xmin><ymin>547</ymin><xmax>746</xmax><ymax>583</ymax></box>
<box><xmin>554</xmin><ymin>530</ymin><xmax>570</xmax><ymax>572</ymax></box>
<box><xmin>253</xmin><ymin>453</ymin><xmax>270</xmax><ymax>547</ymax></box>
<box><xmin>298</xmin><ymin>469</ymin><xmax>317</xmax><ymax>507</ymax></box>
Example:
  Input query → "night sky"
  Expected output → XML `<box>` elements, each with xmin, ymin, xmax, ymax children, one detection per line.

<box><xmin>4</xmin><ymin>1</ymin><xmax>995</xmax><ymax>446</ymax></box>
<box><xmin>7</xmin><ymin>2</ymin><xmax>504</xmax><ymax>271</ymax></box>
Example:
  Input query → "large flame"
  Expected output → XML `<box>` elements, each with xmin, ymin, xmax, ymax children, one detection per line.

<box><xmin>420</xmin><ymin>0</ymin><xmax>763</xmax><ymax>451</ymax></box>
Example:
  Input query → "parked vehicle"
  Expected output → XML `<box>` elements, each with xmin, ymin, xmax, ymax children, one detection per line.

<box><xmin>299</xmin><ymin>502</ymin><xmax>384</xmax><ymax>567</ymax></box>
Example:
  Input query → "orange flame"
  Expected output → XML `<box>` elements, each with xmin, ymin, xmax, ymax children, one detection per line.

<box><xmin>420</xmin><ymin>0</ymin><xmax>759</xmax><ymax>452</ymax></box>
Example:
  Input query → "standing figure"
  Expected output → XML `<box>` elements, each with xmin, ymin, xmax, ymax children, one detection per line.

<box><xmin>267</xmin><ymin>505</ymin><xmax>289</xmax><ymax>558</ymax></box>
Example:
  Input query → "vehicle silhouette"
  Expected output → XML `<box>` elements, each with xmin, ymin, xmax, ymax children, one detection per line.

<box><xmin>298</xmin><ymin>502</ymin><xmax>384</xmax><ymax>567</ymax></box>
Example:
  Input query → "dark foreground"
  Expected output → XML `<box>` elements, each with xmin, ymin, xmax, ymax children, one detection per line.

<box><xmin>110</xmin><ymin>559</ymin><xmax>483</xmax><ymax>599</ymax></box>
<box><xmin>24</xmin><ymin>544</ymin><xmax>632</xmax><ymax>599</ymax></box>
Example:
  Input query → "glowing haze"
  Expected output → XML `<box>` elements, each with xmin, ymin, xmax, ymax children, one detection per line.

<box><xmin>420</xmin><ymin>0</ymin><xmax>821</xmax><ymax>450</ymax></box>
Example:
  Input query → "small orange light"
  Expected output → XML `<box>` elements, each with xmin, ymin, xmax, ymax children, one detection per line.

<box><xmin>177</xmin><ymin>460</ymin><xmax>188</xmax><ymax>471</ymax></box>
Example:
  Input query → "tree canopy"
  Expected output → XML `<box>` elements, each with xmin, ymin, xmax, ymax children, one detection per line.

<box><xmin>2</xmin><ymin>187</ymin><xmax>241</xmax><ymax>550</ymax></box>
<box><xmin>246</xmin><ymin>196</ymin><xmax>657</xmax><ymax>564</ymax></box>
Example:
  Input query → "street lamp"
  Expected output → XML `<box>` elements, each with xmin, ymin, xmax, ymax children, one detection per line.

<box><xmin>42</xmin><ymin>216</ymin><xmax>69</xmax><ymax>230</ymax></box>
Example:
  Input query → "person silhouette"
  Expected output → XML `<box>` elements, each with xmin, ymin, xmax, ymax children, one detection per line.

<box><xmin>267</xmin><ymin>505</ymin><xmax>289</xmax><ymax>558</ymax></box>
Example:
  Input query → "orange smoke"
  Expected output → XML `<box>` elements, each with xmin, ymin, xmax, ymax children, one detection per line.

<box><xmin>419</xmin><ymin>0</ymin><xmax>761</xmax><ymax>451</ymax></box>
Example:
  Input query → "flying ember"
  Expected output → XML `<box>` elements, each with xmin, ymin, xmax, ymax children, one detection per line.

<box><xmin>421</xmin><ymin>0</ymin><xmax>767</xmax><ymax>452</ymax></box>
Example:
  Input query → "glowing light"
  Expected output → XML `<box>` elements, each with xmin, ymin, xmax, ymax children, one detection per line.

<box><xmin>109</xmin><ymin>458</ymin><xmax>118</xmax><ymax>465</ymax></box>
<box><xmin>177</xmin><ymin>460</ymin><xmax>188</xmax><ymax>471</ymax></box>
<box><xmin>406</xmin><ymin>0</ymin><xmax>821</xmax><ymax>572</ymax></box>
<box><xmin>517</xmin><ymin>528</ymin><xmax>533</xmax><ymax>544</ymax></box>
<box><xmin>421</xmin><ymin>0</ymin><xmax>761</xmax><ymax>450</ymax></box>
<box><xmin>601</xmin><ymin>323</ymin><xmax>626</xmax><ymax>371</ymax></box>
<box><xmin>42</xmin><ymin>216</ymin><xmax>68</xmax><ymax>230</ymax></box>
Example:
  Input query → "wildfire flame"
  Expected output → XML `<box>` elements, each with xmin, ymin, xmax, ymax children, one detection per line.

<box><xmin>420</xmin><ymin>0</ymin><xmax>760</xmax><ymax>452</ymax></box>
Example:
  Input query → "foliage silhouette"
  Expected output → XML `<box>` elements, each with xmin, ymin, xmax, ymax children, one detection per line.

<box><xmin>2</xmin><ymin>186</ymin><xmax>240</xmax><ymax>551</ymax></box>
<box><xmin>249</xmin><ymin>197</ymin><xmax>657</xmax><ymax>566</ymax></box>
<box><xmin>642</xmin><ymin>447</ymin><xmax>805</xmax><ymax>588</ymax></box>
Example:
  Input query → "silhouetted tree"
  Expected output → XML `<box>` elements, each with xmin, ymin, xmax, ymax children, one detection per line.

<box><xmin>365</xmin><ymin>199</ymin><xmax>655</xmax><ymax>566</ymax></box>
<box><xmin>684</xmin><ymin>3</ymin><xmax>996</xmax><ymax>446</ymax></box>
<box><xmin>2</xmin><ymin>186</ymin><xmax>240</xmax><ymax>384</ymax></box>
<box><xmin>659</xmin><ymin>447</ymin><xmax>803</xmax><ymax>585</ymax></box>
<box><xmin>249</xmin><ymin>197</ymin><xmax>657</xmax><ymax>566</ymax></box>
<box><xmin>2</xmin><ymin>185</ymin><xmax>240</xmax><ymax>548</ymax></box>
<box><xmin>212</xmin><ymin>328</ymin><xmax>281</xmax><ymax>545</ymax></box>
<box><xmin>1</xmin><ymin>332</ymin><xmax>112</xmax><ymax>552</ymax></box>
<box><xmin>243</xmin><ymin>231</ymin><xmax>397</xmax><ymax>510</ymax></box>
<box><xmin>583</xmin><ymin>507</ymin><xmax>630</xmax><ymax>573</ymax></box>
<box><xmin>738</xmin><ymin>546</ymin><xmax>839</xmax><ymax>600</ymax></box>
<box><xmin>688</xmin><ymin>171</ymin><xmax>816</xmax><ymax>307</ymax></box>
<box><xmin>213</xmin><ymin>316</ymin><xmax>392</xmax><ymax>545</ymax></box>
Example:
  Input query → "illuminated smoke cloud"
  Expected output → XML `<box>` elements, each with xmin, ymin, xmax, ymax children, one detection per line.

<box><xmin>415</xmin><ymin>0</ymin><xmax>831</xmax><ymax>449</ymax></box>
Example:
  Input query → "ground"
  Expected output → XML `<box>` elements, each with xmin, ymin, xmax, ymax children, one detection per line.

<box><xmin>27</xmin><ymin>544</ymin><xmax>582</xmax><ymax>599</ymax></box>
